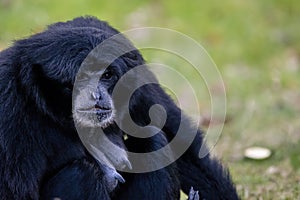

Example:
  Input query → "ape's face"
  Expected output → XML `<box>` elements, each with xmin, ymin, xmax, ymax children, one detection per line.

<box><xmin>73</xmin><ymin>63</ymin><xmax>124</xmax><ymax>128</ymax></box>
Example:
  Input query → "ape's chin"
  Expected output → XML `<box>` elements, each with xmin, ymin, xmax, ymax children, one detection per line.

<box><xmin>96</xmin><ymin>112</ymin><xmax>115</xmax><ymax>128</ymax></box>
<box><xmin>96</xmin><ymin>110</ymin><xmax>112</xmax><ymax>122</ymax></box>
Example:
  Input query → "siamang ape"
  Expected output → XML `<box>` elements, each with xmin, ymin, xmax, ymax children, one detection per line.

<box><xmin>0</xmin><ymin>16</ymin><xmax>238</xmax><ymax>200</ymax></box>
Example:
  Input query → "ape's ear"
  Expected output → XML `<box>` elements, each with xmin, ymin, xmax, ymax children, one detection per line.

<box><xmin>31</xmin><ymin>63</ymin><xmax>56</xmax><ymax>97</ymax></box>
<box><xmin>29</xmin><ymin>64</ymin><xmax>73</xmax><ymax>121</ymax></box>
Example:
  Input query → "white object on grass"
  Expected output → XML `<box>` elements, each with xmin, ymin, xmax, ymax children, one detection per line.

<box><xmin>244</xmin><ymin>147</ymin><xmax>271</xmax><ymax>160</ymax></box>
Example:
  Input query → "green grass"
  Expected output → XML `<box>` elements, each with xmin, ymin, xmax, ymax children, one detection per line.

<box><xmin>1</xmin><ymin>0</ymin><xmax>300</xmax><ymax>199</ymax></box>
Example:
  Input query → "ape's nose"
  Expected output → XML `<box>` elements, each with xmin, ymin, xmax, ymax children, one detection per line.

<box><xmin>91</xmin><ymin>92</ymin><xmax>98</xmax><ymax>100</ymax></box>
<box><xmin>92</xmin><ymin>86</ymin><xmax>113</xmax><ymax>111</ymax></box>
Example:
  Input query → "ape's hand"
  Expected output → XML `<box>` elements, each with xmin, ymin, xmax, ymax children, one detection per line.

<box><xmin>187</xmin><ymin>187</ymin><xmax>199</xmax><ymax>200</ymax></box>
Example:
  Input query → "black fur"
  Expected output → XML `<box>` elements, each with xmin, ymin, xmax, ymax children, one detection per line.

<box><xmin>0</xmin><ymin>16</ymin><xmax>238</xmax><ymax>199</ymax></box>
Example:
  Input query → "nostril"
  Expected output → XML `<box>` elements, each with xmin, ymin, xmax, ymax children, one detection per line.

<box><xmin>91</xmin><ymin>92</ymin><xmax>98</xmax><ymax>100</ymax></box>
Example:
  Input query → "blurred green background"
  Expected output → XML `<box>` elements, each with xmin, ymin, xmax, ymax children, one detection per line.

<box><xmin>1</xmin><ymin>0</ymin><xmax>299</xmax><ymax>199</ymax></box>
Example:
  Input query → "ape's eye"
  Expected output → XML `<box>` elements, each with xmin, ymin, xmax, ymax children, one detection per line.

<box><xmin>102</xmin><ymin>71</ymin><xmax>113</xmax><ymax>80</ymax></box>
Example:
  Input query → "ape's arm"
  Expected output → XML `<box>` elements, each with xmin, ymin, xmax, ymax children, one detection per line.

<box><xmin>40</xmin><ymin>158</ymin><xmax>113</xmax><ymax>200</ymax></box>
<box><xmin>160</xmin><ymin>103</ymin><xmax>238</xmax><ymax>199</ymax></box>
<box><xmin>177</xmin><ymin>131</ymin><xmax>239</xmax><ymax>200</ymax></box>
<box><xmin>131</xmin><ymin>85</ymin><xmax>239</xmax><ymax>200</ymax></box>
<box><xmin>114</xmin><ymin>127</ymin><xmax>180</xmax><ymax>200</ymax></box>
<box><xmin>165</xmin><ymin>102</ymin><xmax>239</xmax><ymax>199</ymax></box>
<box><xmin>113</xmin><ymin>126</ymin><xmax>200</xmax><ymax>200</ymax></box>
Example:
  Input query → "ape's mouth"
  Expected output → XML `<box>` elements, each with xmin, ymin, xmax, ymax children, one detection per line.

<box><xmin>77</xmin><ymin>106</ymin><xmax>113</xmax><ymax>122</ymax></box>
<box><xmin>76</xmin><ymin>103</ymin><xmax>115</xmax><ymax>128</ymax></box>
<box><xmin>94</xmin><ymin>105</ymin><xmax>112</xmax><ymax>120</ymax></box>
<box><xmin>77</xmin><ymin>106</ymin><xmax>112</xmax><ymax>114</ymax></box>
<box><xmin>94</xmin><ymin>104</ymin><xmax>111</xmax><ymax>112</ymax></box>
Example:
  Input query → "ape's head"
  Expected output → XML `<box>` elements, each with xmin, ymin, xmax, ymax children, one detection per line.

<box><xmin>72</xmin><ymin>39</ymin><xmax>146</xmax><ymax>130</ymax></box>
<box><xmin>12</xmin><ymin>16</ymin><xmax>144</xmax><ymax>129</ymax></box>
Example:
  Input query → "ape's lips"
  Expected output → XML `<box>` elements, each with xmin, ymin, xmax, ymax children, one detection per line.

<box><xmin>77</xmin><ymin>105</ymin><xmax>113</xmax><ymax>121</ymax></box>
<box><xmin>94</xmin><ymin>104</ymin><xmax>111</xmax><ymax>112</ymax></box>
